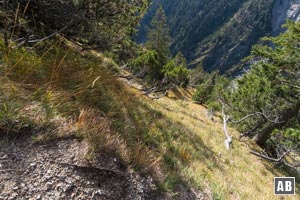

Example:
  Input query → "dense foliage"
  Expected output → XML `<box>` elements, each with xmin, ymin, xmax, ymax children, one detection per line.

<box><xmin>224</xmin><ymin>21</ymin><xmax>300</xmax><ymax>168</ymax></box>
<box><xmin>227</xmin><ymin>21</ymin><xmax>299</xmax><ymax>144</ymax></box>
<box><xmin>1</xmin><ymin>0</ymin><xmax>150</xmax><ymax>54</ymax></box>
<box><xmin>145</xmin><ymin>6</ymin><xmax>170</xmax><ymax>66</ymax></box>
<box><xmin>130</xmin><ymin>49</ymin><xmax>161</xmax><ymax>80</ymax></box>
<box><xmin>162</xmin><ymin>52</ymin><xmax>189</xmax><ymax>86</ymax></box>
<box><xmin>131</xmin><ymin>6</ymin><xmax>189</xmax><ymax>85</ymax></box>
<box><xmin>192</xmin><ymin>71</ymin><xmax>230</xmax><ymax>112</ymax></box>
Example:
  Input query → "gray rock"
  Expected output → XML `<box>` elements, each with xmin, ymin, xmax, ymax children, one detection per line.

<box><xmin>94</xmin><ymin>189</ymin><xmax>102</xmax><ymax>196</ymax></box>
<box><xmin>8</xmin><ymin>193</ymin><xmax>18</xmax><ymax>200</ymax></box>
<box><xmin>44</xmin><ymin>182</ymin><xmax>54</xmax><ymax>191</ymax></box>
<box><xmin>30</xmin><ymin>162</ymin><xmax>36</xmax><ymax>167</ymax></box>
<box><xmin>35</xmin><ymin>194</ymin><xmax>41</xmax><ymax>200</ymax></box>
<box><xmin>12</xmin><ymin>186</ymin><xmax>19</xmax><ymax>191</ymax></box>
<box><xmin>65</xmin><ymin>183</ymin><xmax>75</xmax><ymax>193</ymax></box>
<box><xmin>55</xmin><ymin>182</ymin><xmax>65</xmax><ymax>190</ymax></box>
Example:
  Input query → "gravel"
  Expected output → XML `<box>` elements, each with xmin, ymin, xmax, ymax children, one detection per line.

<box><xmin>0</xmin><ymin>135</ymin><xmax>160</xmax><ymax>200</ymax></box>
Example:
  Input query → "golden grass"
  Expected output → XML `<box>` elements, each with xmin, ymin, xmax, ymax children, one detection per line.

<box><xmin>166</xmin><ymin>87</ymin><xmax>195</xmax><ymax>100</ymax></box>
<box><xmin>148</xmin><ymin>97</ymin><xmax>299</xmax><ymax>199</ymax></box>
<box><xmin>0</xmin><ymin>37</ymin><xmax>299</xmax><ymax>199</ymax></box>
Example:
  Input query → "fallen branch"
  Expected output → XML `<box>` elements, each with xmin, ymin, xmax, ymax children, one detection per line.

<box><xmin>117</xmin><ymin>74</ymin><xmax>133</xmax><ymax>79</ymax></box>
<box><xmin>282</xmin><ymin>160</ymin><xmax>300</xmax><ymax>172</ymax></box>
<box><xmin>27</xmin><ymin>31</ymin><xmax>60</xmax><ymax>44</ymax></box>
<box><xmin>144</xmin><ymin>83</ymin><xmax>175</xmax><ymax>95</ymax></box>
<box><xmin>250</xmin><ymin>149</ymin><xmax>292</xmax><ymax>163</ymax></box>
<box><xmin>250</xmin><ymin>149</ymin><xmax>300</xmax><ymax>172</ymax></box>
<box><xmin>91</xmin><ymin>76</ymin><xmax>101</xmax><ymax>88</ymax></box>
<box><xmin>239</xmin><ymin>121</ymin><xmax>265</xmax><ymax>140</ymax></box>
<box><xmin>146</xmin><ymin>90</ymin><xmax>168</xmax><ymax>100</ymax></box>
<box><xmin>27</xmin><ymin>25</ymin><xmax>68</xmax><ymax>44</ymax></box>
<box><xmin>143</xmin><ymin>86</ymin><xmax>160</xmax><ymax>95</ymax></box>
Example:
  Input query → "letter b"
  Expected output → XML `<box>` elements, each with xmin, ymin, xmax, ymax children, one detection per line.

<box><xmin>285</xmin><ymin>181</ymin><xmax>292</xmax><ymax>191</ymax></box>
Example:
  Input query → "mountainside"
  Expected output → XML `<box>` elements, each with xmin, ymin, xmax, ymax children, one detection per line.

<box><xmin>272</xmin><ymin>0</ymin><xmax>300</xmax><ymax>35</ymax></box>
<box><xmin>137</xmin><ymin>0</ymin><xmax>300</xmax><ymax>73</ymax></box>
<box><xmin>1</xmin><ymin>40</ymin><xmax>298</xmax><ymax>199</ymax></box>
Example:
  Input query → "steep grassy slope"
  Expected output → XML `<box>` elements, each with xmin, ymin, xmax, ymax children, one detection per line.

<box><xmin>137</xmin><ymin>0</ymin><xmax>274</xmax><ymax>73</ymax></box>
<box><xmin>153</xmin><ymin>96</ymin><xmax>299</xmax><ymax>199</ymax></box>
<box><xmin>0</xmin><ymin>37</ymin><xmax>299</xmax><ymax>199</ymax></box>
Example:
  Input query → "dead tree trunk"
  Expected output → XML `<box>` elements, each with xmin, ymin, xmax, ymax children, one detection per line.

<box><xmin>252</xmin><ymin>103</ymin><xmax>300</xmax><ymax>146</ymax></box>
<box><xmin>222</xmin><ymin>105</ymin><xmax>232</xmax><ymax>150</ymax></box>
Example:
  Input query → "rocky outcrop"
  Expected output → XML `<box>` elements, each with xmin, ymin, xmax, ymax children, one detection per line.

<box><xmin>272</xmin><ymin>0</ymin><xmax>300</xmax><ymax>35</ymax></box>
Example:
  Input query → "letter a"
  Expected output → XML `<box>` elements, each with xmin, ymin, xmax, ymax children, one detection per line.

<box><xmin>277</xmin><ymin>181</ymin><xmax>284</xmax><ymax>191</ymax></box>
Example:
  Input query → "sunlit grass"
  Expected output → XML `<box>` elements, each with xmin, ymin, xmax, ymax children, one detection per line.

<box><xmin>150</xmin><ymin>97</ymin><xmax>299</xmax><ymax>199</ymax></box>
<box><xmin>0</xmin><ymin>36</ymin><xmax>299</xmax><ymax>199</ymax></box>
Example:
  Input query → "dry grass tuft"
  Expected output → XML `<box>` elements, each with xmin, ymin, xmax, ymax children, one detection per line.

<box><xmin>131</xmin><ymin>142</ymin><xmax>163</xmax><ymax>177</ymax></box>
<box><xmin>76</xmin><ymin>108</ymin><xmax>164</xmax><ymax>180</ymax></box>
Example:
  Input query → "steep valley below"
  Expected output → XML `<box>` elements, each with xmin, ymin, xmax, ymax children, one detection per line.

<box><xmin>137</xmin><ymin>0</ymin><xmax>300</xmax><ymax>73</ymax></box>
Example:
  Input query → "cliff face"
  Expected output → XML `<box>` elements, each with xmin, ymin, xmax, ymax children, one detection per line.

<box><xmin>272</xmin><ymin>0</ymin><xmax>300</xmax><ymax>35</ymax></box>
<box><xmin>137</xmin><ymin>0</ymin><xmax>300</xmax><ymax>74</ymax></box>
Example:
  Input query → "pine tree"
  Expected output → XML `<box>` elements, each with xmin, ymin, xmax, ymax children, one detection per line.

<box><xmin>146</xmin><ymin>5</ymin><xmax>171</xmax><ymax>67</ymax></box>
<box><xmin>5</xmin><ymin>0</ymin><xmax>150</xmax><ymax>51</ymax></box>
<box><xmin>162</xmin><ymin>52</ymin><xmax>189</xmax><ymax>86</ymax></box>
<box><xmin>226</xmin><ymin>20</ymin><xmax>300</xmax><ymax>147</ymax></box>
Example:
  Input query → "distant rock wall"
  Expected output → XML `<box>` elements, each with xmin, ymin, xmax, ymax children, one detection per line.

<box><xmin>272</xmin><ymin>0</ymin><xmax>300</xmax><ymax>35</ymax></box>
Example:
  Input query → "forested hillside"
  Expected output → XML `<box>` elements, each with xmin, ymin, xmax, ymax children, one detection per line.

<box><xmin>137</xmin><ymin>0</ymin><xmax>299</xmax><ymax>73</ymax></box>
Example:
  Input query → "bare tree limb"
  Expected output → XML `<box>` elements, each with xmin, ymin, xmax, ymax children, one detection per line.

<box><xmin>222</xmin><ymin>104</ymin><xmax>232</xmax><ymax>150</ymax></box>
<box><xmin>27</xmin><ymin>25</ymin><xmax>68</xmax><ymax>44</ymax></box>
<box><xmin>282</xmin><ymin>160</ymin><xmax>300</xmax><ymax>172</ymax></box>
<box><xmin>249</xmin><ymin>149</ymin><xmax>300</xmax><ymax>172</ymax></box>
<box><xmin>250</xmin><ymin>149</ymin><xmax>292</xmax><ymax>162</ymax></box>
<box><xmin>146</xmin><ymin>91</ymin><xmax>168</xmax><ymax>100</ymax></box>
<box><xmin>230</xmin><ymin>111</ymin><xmax>284</xmax><ymax>124</ymax></box>
<box><xmin>279</xmin><ymin>79</ymin><xmax>300</xmax><ymax>90</ymax></box>
<box><xmin>239</xmin><ymin>120</ymin><xmax>265</xmax><ymax>139</ymax></box>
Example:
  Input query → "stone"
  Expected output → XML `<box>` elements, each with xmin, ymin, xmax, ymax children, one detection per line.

<box><xmin>8</xmin><ymin>193</ymin><xmax>18</xmax><ymax>200</ymax></box>
<box><xmin>30</xmin><ymin>163</ymin><xmax>36</xmax><ymax>167</ymax></box>
<box><xmin>55</xmin><ymin>183</ymin><xmax>65</xmax><ymax>190</ymax></box>
<box><xmin>94</xmin><ymin>189</ymin><xmax>102</xmax><ymax>196</ymax></box>
<box><xmin>64</xmin><ymin>184</ymin><xmax>75</xmax><ymax>193</ymax></box>
<box><xmin>45</xmin><ymin>182</ymin><xmax>53</xmax><ymax>190</ymax></box>
<box><xmin>12</xmin><ymin>186</ymin><xmax>19</xmax><ymax>191</ymax></box>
